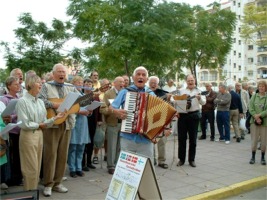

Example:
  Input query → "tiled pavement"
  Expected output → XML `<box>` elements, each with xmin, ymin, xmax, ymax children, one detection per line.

<box><xmin>1</xmin><ymin>131</ymin><xmax>266</xmax><ymax>200</ymax></box>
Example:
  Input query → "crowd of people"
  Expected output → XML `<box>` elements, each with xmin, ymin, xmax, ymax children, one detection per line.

<box><xmin>0</xmin><ymin>64</ymin><xmax>266</xmax><ymax>198</ymax></box>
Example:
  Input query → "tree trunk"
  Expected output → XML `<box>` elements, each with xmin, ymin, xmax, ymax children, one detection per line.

<box><xmin>124</xmin><ymin>59</ymin><xmax>129</xmax><ymax>76</ymax></box>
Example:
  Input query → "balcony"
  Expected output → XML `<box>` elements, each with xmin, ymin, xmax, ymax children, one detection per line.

<box><xmin>257</xmin><ymin>47</ymin><xmax>267</xmax><ymax>53</ymax></box>
<box><xmin>257</xmin><ymin>61</ymin><xmax>267</xmax><ymax>68</ymax></box>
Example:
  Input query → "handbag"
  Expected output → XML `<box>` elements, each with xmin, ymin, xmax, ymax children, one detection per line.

<box><xmin>239</xmin><ymin>117</ymin><xmax>247</xmax><ymax>130</ymax></box>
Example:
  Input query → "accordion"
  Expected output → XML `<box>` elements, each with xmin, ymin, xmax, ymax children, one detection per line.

<box><xmin>121</xmin><ymin>92</ymin><xmax>177</xmax><ymax>141</ymax></box>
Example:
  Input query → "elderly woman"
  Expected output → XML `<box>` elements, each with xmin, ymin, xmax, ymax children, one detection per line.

<box><xmin>0</xmin><ymin>76</ymin><xmax>22</xmax><ymax>186</ymax></box>
<box><xmin>68</xmin><ymin>76</ymin><xmax>90</xmax><ymax>178</ymax></box>
<box><xmin>249</xmin><ymin>80</ymin><xmax>267</xmax><ymax>165</ymax></box>
<box><xmin>15</xmin><ymin>75</ymin><xmax>64</xmax><ymax>191</ymax></box>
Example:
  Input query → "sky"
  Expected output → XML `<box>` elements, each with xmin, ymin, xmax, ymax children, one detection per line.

<box><xmin>0</xmin><ymin>0</ymin><xmax>217</xmax><ymax>68</ymax></box>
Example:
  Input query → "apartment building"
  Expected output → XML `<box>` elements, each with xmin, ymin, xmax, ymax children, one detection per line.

<box><xmin>198</xmin><ymin>0</ymin><xmax>267</xmax><ymax>87</ymax></box>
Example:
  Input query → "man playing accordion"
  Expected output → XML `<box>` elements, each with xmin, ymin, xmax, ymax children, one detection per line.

<box><xmin>110</xmin><ymin>66</ymin><xmax>155</xmax><ymax>162</ymax></box>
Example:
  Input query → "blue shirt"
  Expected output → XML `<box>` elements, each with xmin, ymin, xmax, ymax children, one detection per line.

<box><xmin>112</xmin><ymin>84</ymin><xmax>154</xmax><ymax>144</ymax></box>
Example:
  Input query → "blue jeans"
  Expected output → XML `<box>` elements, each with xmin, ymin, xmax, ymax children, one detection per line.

<box><xmin>216</xmin><ymin>111</ymin><xmax>230</xmax><ymax>141</ymax></box>
<box><xmin>68</xmin><ymin>144</ymin><xmax>86</xmax><ymax>172</ymax></box>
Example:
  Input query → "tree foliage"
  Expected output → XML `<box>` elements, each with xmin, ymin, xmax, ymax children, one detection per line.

<box><xmin>67</xmin><ymin>0</ymin><xmax>236</xmax><ymax>82</ymax></box>
<box><xmin>67</xmin><ymin>0</ymin><xmax>178</xmax><ymax>78</ymax></box>
<box><xmin>0</xmin><ymin>13</ymin><xmax>72</xmax><ymax>76</ymax></box>
<box><xmin>240</xmin><ymin>2</ymin><xmax>267</xmax><ymax>47</ymax></box>
<box><xmin>174</xmin><ymin>3</ymin><xmax>236</xmax><ymax>81</ymax></box>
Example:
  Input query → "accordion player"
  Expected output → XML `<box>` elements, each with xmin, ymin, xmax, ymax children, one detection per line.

<box><xmin>120</xmin><ymin>91</ymin><xmax>177</xmax><ymax>141</ymax></box>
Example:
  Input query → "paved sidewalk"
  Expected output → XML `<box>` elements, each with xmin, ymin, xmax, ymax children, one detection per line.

<box><xmin>1</xmin><ymin>131</ymin><xmax>266</xmax><ymax>199</ymax></box>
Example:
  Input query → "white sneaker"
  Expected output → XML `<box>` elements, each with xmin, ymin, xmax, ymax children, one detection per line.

<box><xmin>225</xmin><ymin>141</ymin><xmax>230</xmax><ymax>144</ymax></box>
<box><xmin>43</xmin><ymin>187</ymin><xmax>52</xmax><ymax>197</ymax></box>
<box><xmin>1</xmin><ymin>183</ymin><xmax>8</xmax><ymax>189</ymax></box>
<box><xmin>52</xmin><ymin>184</ymin><xmax>68</xmax><ymax>193</ymax></box>
<box><xmin>62</xmin><ymin>176</ymin><xmax>67</xmax><ymax>181</ymax></box>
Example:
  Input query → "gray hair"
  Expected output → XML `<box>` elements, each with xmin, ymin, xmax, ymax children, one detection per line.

<box><xmin>133</xmin><ymin>66</ymin><xmax>148</xmax><ymax>77</ymax></box>
<box><xmin>149</xmin><ymin>76</ymin><xmax>159</xmax><ymax>84</ymax></box>
<box><xmin>25</xmin><ymin>70</ymin><xmax>36</xmax><ymax>79</ymax></box>
<box><xmin>5</xmin><ymin>76</ymin><xmax>19</xmax><ymax>88</ymax></box>
<box><xmin>219</xmin><ymin>83</ymin><xmax>227</xmax><ymax>90</ymax></box>
<box><xmin>227</xmin><ymin>85</ymin><xmax>235</xmax><ymax>91</ymax></box>
<box><xmin>242</xmin><ymin>82</ymin><xmax>248</xmax><ymax>88</ymax></box>
<box><xmin>25</xmin><ymin>75</ymin><xmax>41</xmax><ymax>91</ymax></box>
<box><xmin>10</xmin><ymin>68</ymin><xmax>22</xmax><ymax>77</ymax></box>
<box><xmin>100</xmin><ymin>78</ymin><xmax>110</xmax><ymax>86</ymax></box>
<box><xmin>52</xmin><ymin>63</ymin><xmax>67</xmax><ymax>73</ymax></box>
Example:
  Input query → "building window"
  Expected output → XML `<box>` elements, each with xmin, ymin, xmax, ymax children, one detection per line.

<box><xmin>234</xmin><ymin>51</ymin><xmax>236</xmax><ymax>56</ymax></box>
<box><xmin>248</xmin><ymin>58</ymin><xmax>254</xmax><ymax>63</ymax></box>
<box><xmin>238</xmin><ymin>65</ymin><xmax>241</xmax><ymax>70</ymax></box>
<box><xmin>248</xmin><ymin>45</ymin><xmax>253</xmax><ymax>50</ymax></box>
<box><xmin>239</xmin><ymin>27</ymin><xmax>241</xmax><ymax>33</ymax></box>
<box><xmin>238</xmin><ymin>53</ymin><xmax>241</xmax><ymax>58</ymax></box>
<box><xmin>233</xmin><ymin>38</ymin><xmax>236</xmax><ymax>43</ymax></box>
<box><xmin>248</xmin><ymin>71</ymin><xmax>253</xmax><ymax>77</ymax></box>
<box><xmin>239</xmin><ymin>78</ymin><xmax>241</xmax><ymax>82</ymax></box>
<box><xmin>238</xmin><ymin>40</ymin><xmax>241</xmax><ymax>45</ymax></box>
<box><xmin>238</xmin><ymin>2</ymin><xmax>240</xmax><ymax>7</ymax></box>
<box><xmin>238</xmin><ymin>15</ymin><xmax>241</xmax><ymax>20</ymax></box>
<box><xmin>234</xmin><ymin>75</ymin><xmax>236</xmax><ymax>80</ymax></box>
<box><xmin>234</xmin><ymin>63</ymin><xmax>236</xmax><ymax>68</ymax></box>
<box><xmin>229</xmin><ymin>59</ymin><xmax>231</xmax><ymax>64</ymax></box>
<box><xmin>233</xmin><ymin>1</ymin><xmax>236</xmax><ymax>6</ymax></box>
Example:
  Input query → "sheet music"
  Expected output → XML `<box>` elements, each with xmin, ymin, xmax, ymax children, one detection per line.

<box><xmin>0</xmin><ymin>121</ymin><xmax>22</xmax><ymax>137</ymax></box>
<box><xmin>84</xmin><ymin>101</ymin><xmax>104</xmax><ymax>111</ymax></box>
<box><xmin>1</xmin><ymin>99</ymin><xmax>19</xmax><ymax>116</ymax></box>
<box><xmin>174</xmin><ymin>100</ymin><xmax>188</xmax><ymax>113</ymax></box>
<box><xmin>57</xmin><ymin>92</ymin><xmax>80</xmax><ymax>113</ymax></box>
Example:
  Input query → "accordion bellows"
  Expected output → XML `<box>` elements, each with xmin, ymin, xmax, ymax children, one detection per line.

<box><xmin>121</xmin><ymin>92</ymin><xmax>177</xmax><ymax>141</ymax></box>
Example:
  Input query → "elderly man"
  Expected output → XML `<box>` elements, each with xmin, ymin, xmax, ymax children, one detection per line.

<box><xmin>110</xmin><ymin>66</ymin><xmax>155</xmax><ymax>162</ymax></box>
<box><xmin>177</xmin><ymin>75</ymin><xmax>206</xmax><ymax>167</ymax></box>
<box><xmin>163</xmin><ymin>79</ymin><xmax>176</xmax><ymax>93</ymax></box>
<box><xmin>235</xmin><ymin>82</ymin><xmax>250</xmax><ymax>139</ymax></box>
<box><xmin>229</xmin><ymin>85</ymin><xmax>244</xmax><ymax>142</ymax></box>
<box><xmin>214</xmin><ymin>84</ymin><xmax>232</xmax><ymax>144</ymax></box>
<box><xmin>122</xmin><ymin>75</ymin><xmax>130</xmax><ymax>88</ymax></box>
<box><xmin>39</xmin><ymin>63</ymin><xmax>83</xmax><ymax>197</ymax></box>
<box><xmin>100</xmin><ymin>76</ymin><xmax>125</xmax><ymax>174</ymax></box>
<box><xmin>199</xmin><ymin>83</ymin><xmax>217</xmax><ymax>141</ymax></box>
<box><xmin>148</xmin><ymin>76</ymin><xmax>172</xmax><ymax>169</ymax></box>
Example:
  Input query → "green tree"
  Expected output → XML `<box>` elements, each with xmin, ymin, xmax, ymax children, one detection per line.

<box><xmin>67</xmin><ymin>0</ymin><xmax>178</xmax><ymax>78</ymax></box>
<box><xmin>174</xmin><ymin>3</ymin><xmax>236</xmax><ymax>84</ymax></box>
<box><xmin>241</xmin><ymin>2</ymin><xmax>267</xmax><ymax>47</ymax></box>
<box><xmin>0</xmin><ymin>68</ymin><xmax>9</xmax><ymax>83</ymax></box>
<box><xmin>0</xmin><ymin>13</ymin><xmax>72</xmax><ymax>76</ymax></box>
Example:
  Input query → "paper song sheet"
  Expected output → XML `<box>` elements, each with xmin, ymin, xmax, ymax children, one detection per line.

<box><xmin>1</xmin><ymin>99</ymin><xmax>19</xmax><ymax>116</ymax></box>
<box><xmin>84</xmin><ymin>101</ymin><xmax>104</xmax><ymax>111</ymax></box>
<box><xmin>57</xmin><ymin>92</ymin><xmax>80</xmax><ymax>113</ymax></box>
<box><xmin>0</xmin><ymin>121</ymin><xmax>22</xmax><ymax>137</ymax></box>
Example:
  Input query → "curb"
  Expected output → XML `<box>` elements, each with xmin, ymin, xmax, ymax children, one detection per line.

<box><xmin>183</xmin><ymin>175</ymin><xmax>267</xmax><ymax>200</ymax></box>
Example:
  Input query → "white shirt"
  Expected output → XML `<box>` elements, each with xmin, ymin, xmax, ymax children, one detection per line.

<box><xmin>162</xmin><ymin>85</ymin><xmax>176</xmax><ymax>93</ymax></box>
<box><xmin>179</xmin><ymin>87</ymin><xmax>206</xmax><ymax>112</ymax></box>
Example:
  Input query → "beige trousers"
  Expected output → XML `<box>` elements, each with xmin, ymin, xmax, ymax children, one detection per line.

<box><xmin>230</xmin><ymin>109</ymin><xmax>240</xmax><ymax>137</ymax></box>
<box><xmin>250</xmin><ymin>124</ymin><xmax>267</xmax><ymax>152</ymax></box>
<box><xmin>43</xmin><ymin>124</ymin><xmax>71</xmax><ymax>187</ymax></box>
<box><xmin>19</xmin><ymin>129</ymin><xmax>43</xmax><ymax>191</ymax></box>
<box><xmin>157</xmin><ymin>136</ymin><xmax>167</xmax><ymax>164</ymax></box>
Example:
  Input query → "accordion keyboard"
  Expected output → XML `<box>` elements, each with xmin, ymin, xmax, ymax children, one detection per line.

<box><xmin>121</xmin><ymin>92</ymin><xmax>138</xmax><ymax>133</ymax></box>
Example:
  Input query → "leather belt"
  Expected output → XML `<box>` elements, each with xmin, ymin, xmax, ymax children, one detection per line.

<box><xmin>187</xmin><ymin>110</ymin><xmax>200</xmax><ymax>114</ymax></box>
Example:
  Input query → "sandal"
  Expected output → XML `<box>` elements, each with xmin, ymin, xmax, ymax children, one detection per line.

<box><xmin>158</xmin><ymin>163</ymin><xmax>168</xmax><ymax>169</ymax></box>
<box><xmin>93</xmin><ymin>156</ymin><xmax>99</xmax><ymax>164</ymax></box>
